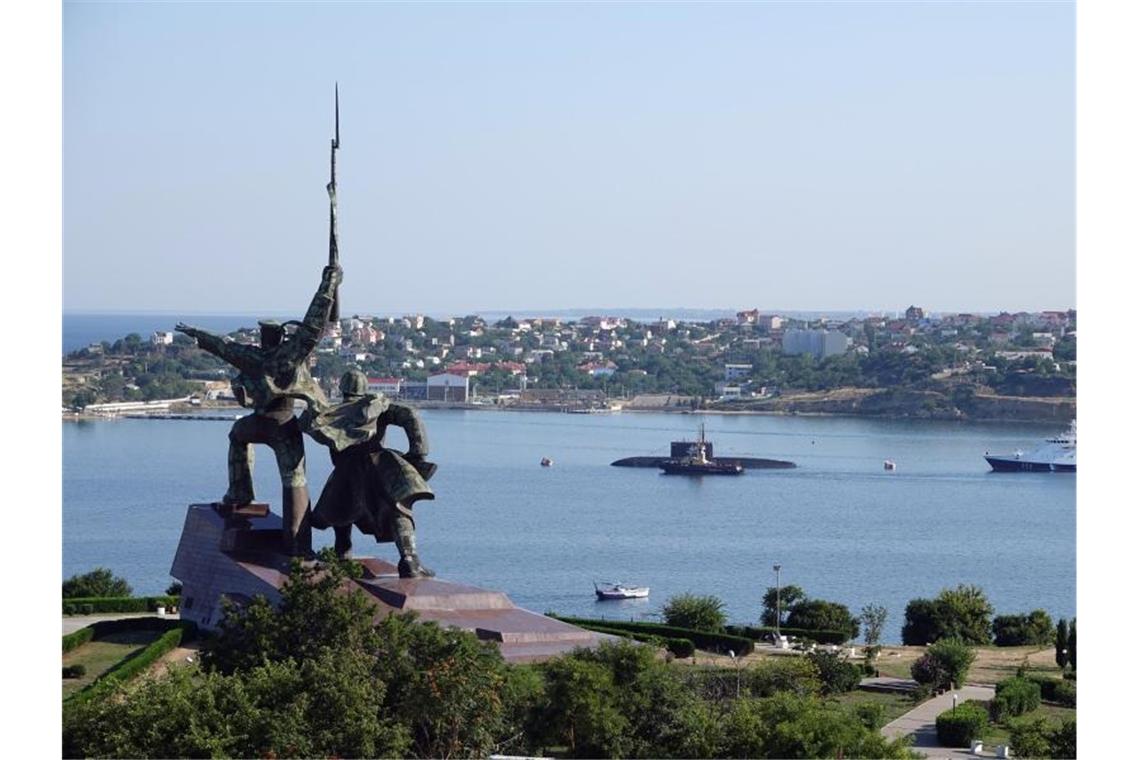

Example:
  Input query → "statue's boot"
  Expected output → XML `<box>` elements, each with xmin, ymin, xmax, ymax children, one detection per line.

<box><xmin>394</xmin><ymin>513</ymin><xmax>434</xmax><ymax>578</ymax></box>
<box><xmin>333</xmin><ymin>525</ymin><xmax>353</xmax><ymax>559</ymax></box>
<box><xmin>281</xmin><ymin>485</ymin><xmax>313</xmax><ymax>557</ymax></box>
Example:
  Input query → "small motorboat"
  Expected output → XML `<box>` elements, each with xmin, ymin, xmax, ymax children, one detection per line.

<box><xmin>883</xmin><ymin>460</ymin><xmax>896</xmax><ymax>471</ymax></box>
<box><xmin>594</xmin><ymin>581</ymin><xmax>650</xmax><ymax>600</ymax></box>
<box><xmin>540</xmin><ymin>457</ymin><xmax>553</xmax><ymax>467</ymax></box>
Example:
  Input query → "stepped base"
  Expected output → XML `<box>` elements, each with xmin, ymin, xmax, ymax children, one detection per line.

<box><xmin>170</xmin><ymin>504</ymin><xmax>611</xmax><ymax>662</ymax></box>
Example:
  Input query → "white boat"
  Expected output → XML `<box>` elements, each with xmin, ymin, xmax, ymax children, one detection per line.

<box><xmin>540</xmin><ymin>457</ymin><xmax>553</xmax><ymax>467</ymax></box>
<box><xmin>985</xmin><ymin>421</ymin><xmax>1076</xmax><ymax>473</ymax></box>
<box><xmin>594</xmin><ymin>581</ymin><xmax>650</xmax><ymax>600</ymax></box>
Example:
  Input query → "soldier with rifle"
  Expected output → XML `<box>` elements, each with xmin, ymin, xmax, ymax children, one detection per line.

<box><xmin>175</xmin><ymin>264</ymin><xmax>341</xmax><ymax>556</ymax></box>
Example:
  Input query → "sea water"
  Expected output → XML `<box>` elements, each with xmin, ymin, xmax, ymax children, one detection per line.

<box><xmin>62</xmin><ymin>410</ymin><xmax>1074</xmax><ymax>643</ymax></box>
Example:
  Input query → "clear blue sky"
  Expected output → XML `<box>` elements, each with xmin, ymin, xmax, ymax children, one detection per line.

<box><xmin>64</xmin><ymin>1</ymin><xmax>1074</xmax><ymax>315</ymax></box>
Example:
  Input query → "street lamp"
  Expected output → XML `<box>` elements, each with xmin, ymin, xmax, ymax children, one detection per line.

<box><xmin>773</xmin><ymin>563</ymin><xmax>783</xmax><ymax>641</ymax></box>
<box><xmin>729</xmin><ymin>650</ymin><xmax>740</xmax><ymax>698</ymax></box>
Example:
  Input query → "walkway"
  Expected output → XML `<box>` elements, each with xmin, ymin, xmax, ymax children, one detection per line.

<box><xmin>881</xmin><ymin>684</ymin><xmax>997</xmax><ymax>759</ymax></box>
<box><xmin>63</xmin><ymin>612</ymin><xmax>167</xmax><ymax>635</ymax></box>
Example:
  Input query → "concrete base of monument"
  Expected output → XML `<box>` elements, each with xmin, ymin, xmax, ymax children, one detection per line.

<box><xmin>170</xmin><ymin>503</ymin><xmax>614</xmax><ymax>662</ymax></box>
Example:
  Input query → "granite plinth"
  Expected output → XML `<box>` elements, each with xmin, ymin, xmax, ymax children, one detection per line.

<box><xmin>171</xmin><ymin>504</ymin><xmax>613</xmax><ymax>662</ymax></box>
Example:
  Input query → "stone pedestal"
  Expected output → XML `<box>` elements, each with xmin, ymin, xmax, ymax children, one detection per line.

<box><xmin>171</xmin><ymin>504</ymin><xmax>612</xmax><ymax>662</ymax></box>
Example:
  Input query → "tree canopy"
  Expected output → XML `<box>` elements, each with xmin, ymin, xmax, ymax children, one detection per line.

<box><xmin>63</xmin><ymin>567</ymin><xmax>132</xmax><ymax>599</ymax></box>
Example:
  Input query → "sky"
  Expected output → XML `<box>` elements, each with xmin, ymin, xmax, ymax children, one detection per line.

<box><xmin>63</xmin><ymin>1</ymin><xmax>1075</xmax><ymax>316</ymax></box>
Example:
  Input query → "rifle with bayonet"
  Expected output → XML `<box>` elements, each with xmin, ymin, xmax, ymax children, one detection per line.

<box><xmin>327</xmin><ymin>83</ymin><xmax>341</xmax><ymax>322</ymax></box>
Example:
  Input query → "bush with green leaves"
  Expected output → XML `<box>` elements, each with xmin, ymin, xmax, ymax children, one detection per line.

<box><xmin>63</xmin><ymin>568</ymin><xmax>132</xmax><ymax>599</ymax></box>
<box><xmin>662</xmin><ymin>593</ymin><xmax>727</xmax><ymax>632</ymax></box>
<box><xmin>805</xmin><ymin>650</ymin><xmax>863</xmax><ymax>695</ymax></box>
<box><xmin>62</xmin><ymin>664</ymin><xmax>87</xmax><ymax>679</ymax></box>
<box><xmin>1054</xmin><ymin>618</ymin><xmax>1069</xmax><ymax>668</ymax></box>
<box><xmin>786</xmin><ymin>599</ymin><xmax>860</xmax><ymax>641</ymax></box>
<box><xmin>1010</xmin><ymin>717</ymin><xmax>1076</xmax><ymax>759</ymax></box>
<box><xmin>935</xmin><ymin>702</ymin><xmax>989</xmax><ymax>747</ymax></box>
<box><xmin>991</xmin><ymin>677</ymin><xmax>1041</xmax><ymax>722</ymax></box>
<box><xmin>992</xmin><ymin>610</ymin><xmax>1054</xmax><ymax>646</ymax></box>
<box><xmin>912</xmin><ymin>639</ymin><xmax>975</xmax><ymax>689</ymax></box>
<box><xmin>901</xmin><ymin>585</ymin><xmax>993</xmax><ymax>645</ymax></box>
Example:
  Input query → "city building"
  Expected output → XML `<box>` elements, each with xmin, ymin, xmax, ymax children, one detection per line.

<box><xmin>782</xmin><ymin>329</ymin><xmax>850</xmax><ymax>359</ymax></box>
<box><xmin>427</xmin><ymin>372</ymin><xmax>469</xmax><ymax>402</ymax></box>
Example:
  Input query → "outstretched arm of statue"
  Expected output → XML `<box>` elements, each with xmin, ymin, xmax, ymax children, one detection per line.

<box><xmin>175</xmin><ymin>323</ymin><xmax>260</xmax><ymax>371</ymax></box>
<box><xmin>279</xmin><ymin>264</ymin><xmax>343</xmax><ymax>364</ymax></box>
<box><xmin>382</xmin><ymin>403</ymin><xmax>429</xmax><ymax>458</ymax></box>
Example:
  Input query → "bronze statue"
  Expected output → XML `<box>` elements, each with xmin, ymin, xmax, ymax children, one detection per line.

<box><xmin>175</xmin><ymin>264</ymin><xmax>340</xmax><ymax>556</ymax></box>
<box><xmin>302</xmin><ymin>369</ymin><xmax>437</xmax><ymax>577</ymax></box>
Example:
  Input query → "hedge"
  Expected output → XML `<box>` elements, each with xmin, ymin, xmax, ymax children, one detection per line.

<box><xmin>576</xmin><ymin>623</ymin><xmax>696</xmax><ymax>658</ymax></box>
<box><xmin>725</xmin><ymin>624</ymin><xmax>851</xmax><ymax>646</ymax></box>
<box><xmin>935</xmin><ymin>702</ymin><xmax>989</xmax><ymax>747</ymax></box>
<box><xmin>62</xmin><ymin>595</ymin><xmax>179</xmax><ymax>615</ymax></box>
<box><xmin>63</xmin><ymin>619</ymin><xmax>197</xmax><ymax>706</ymax></box>
<box><xmin>63</xmin><ymin>626</ymin><xmax>95</xmax><ymax>653</ymax></box>
<box><xmin>1025</xmin><ymin>674</ymin><xmax>1076</xmax><ymax>707</ymax></box>
<box><xmin>991</xmin><ymin>677</ymin><xmax>1041</xmax><ymax>722</ymax></box>
<box><xmin>549</xmin><ymin>615</ymin><xmax>754</xmax><ymax>656</ymax></box>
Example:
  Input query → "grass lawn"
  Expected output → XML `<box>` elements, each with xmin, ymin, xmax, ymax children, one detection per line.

<box><xmin>62</xmin><ymin>630</ymin><xmax>161</xmax><ymax>698</ymax></box>
<box><xmin>831</xmin><ymin>690</ymin><xmax>915</xmax><ymax>725</ymax></box>
<box><xmin>869</xmin><ymin>645</ymin><xmax>1063</xmax><ymax>685</ymax></box>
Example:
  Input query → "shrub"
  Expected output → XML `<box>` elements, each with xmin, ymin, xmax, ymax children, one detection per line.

<box><xmin>1054</xmin><ymin>618</ymin><xmax>1069</xmax><ymax>668</ymax></box>
<box><xmin>550</xmin><ymin>616</ymin><xmax>753</xmax><ymax>655</ymax></box>
<box><xmin>935</xmin><ymin>702</ymin><xmax>988</xmax><ymax>747</ymax></box>
<box><xmin>745</xmin><ymin>657</ymin><xmax>823</xmax><ymax>698</ymax></box>
<box><xmin>991</xmin><ymin>677</ymin><xmax>1041</xmax><ymax>722</ymax></box>
<box><xmin>662</xmin><ymin>593</ymin><xmax>727</xmax><ymax>632</ymax></box>
<box><xmin>1052</xmin><ymin>678</ymin><xmax>1076</xmax><ymax>707</ymax></box>
<box><xmin>572</xmin><ymin>623</ymin><xmax>696</xmax><ymax>659</ymax></box>
<box><xmin>63</xmin><ymin>626</ymin><xmax>95</xmax><ymax>653</ymax></box>
<box><xmin>65</xmin><ymin>622</ymin><xmax>197</xmax><ymax>706</ymax></box>
<box><xmin>927</xmin><ymin>638</ymin><xmax>976</xmax><ymax>688</ymax></box>
<box><xmin>1009</xmin><ymin>717</ymin><xmax>1053</xmax><ymax>758</ymax></box>
<box><xmin>63</xmin><ymin>603</ymin><xmax>77</xmax><ymax>616</ymax></box>
<box><xmin>63</xmin><ymin>568</ymin><xmax>132</xmax><ymax>599</ymax></box>
<box><xmin>911</xmin><ymin>653</ymin><xmax>949</xmax><ymax>688</ymax></box>
<box><xmin>61</xmin><ymin>595</ymin><xmax>179</xmax><ymax>614</ymax></box>
<box><xmin>852</xmin><ymin>701</ymin><xmax>886</xmax><ymax>731</ymax></box>
<box><xmin>806</xmin><ymin>651</ymin><xmax>863</xmax><ymax>695</ymax></box>
<box><xmin>992</xmin><ymin>610</ymin><xmax>1054</xmax><ymax>646</ymax></box>
<box><xmin>63</xmin><ymin>664</ymin><xmax>87</xmax><ymax>679</ymax></box>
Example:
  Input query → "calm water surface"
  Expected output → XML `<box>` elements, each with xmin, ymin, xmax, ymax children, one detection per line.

<box><xmin>63</xmin><ymin>411</ymin><xmax>1075</xmax><ymax>643</ymax></box>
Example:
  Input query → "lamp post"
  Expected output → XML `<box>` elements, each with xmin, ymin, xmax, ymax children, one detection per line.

<box><xmin>729</xmin><ymin>650</ymin><xmax>740</xmax><ymax>698</ymax></box>
<box><xmin>773</xmin><ymin>563</ymin><xmax>783</xmax><ymax>640</ymax></box>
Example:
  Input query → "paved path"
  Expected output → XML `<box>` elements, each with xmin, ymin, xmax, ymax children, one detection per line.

<box><xmin>62</xmin><ymin>612</ymin><xmax>167</xmax><ymax>635</ymax></box>
<box><xmin>881</xmin><ymin>685</ymin><xmax>996</xmax><ymax>759</ymax></box>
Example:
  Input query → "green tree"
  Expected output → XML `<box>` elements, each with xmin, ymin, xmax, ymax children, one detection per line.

<box><xmin>902</xmin><ymin>585</ymin><xmax>993</xmax><ymax>645</ymax></box>
<box><xmin>1054</xmin><ymin>618</ymin><xmax>1069</xmax><ymax>668</ymax></box>
<box><xmin>1067</xmin><ymin>618</ymin><xmax>1076</xmax><ymax>670</ymax></box>
<box><xmin>761</xmin><ymin>584</ymin><xmax>806</xmax><ymax>627</ymax></box>
<box><xmin>62</xmin><ymin>567</ymin><xmax>132</xmax><ymax>598</ymax></box>
<box><xmin>786</xmin><ymin>599</ymin><xmax>860</xmax><ymax>641</ymax></box>
<box><xmin>537</xmin><ymin>656</ymin><xmax>629</xmax><ymax>757</ymax></box>
<box><xmin>993</xmin><ymin>610</ymin><xmax>1053</xmax><ymax>647</ymax></box>
<box><xmin>861</xmin><ymin>603</ymin><xmax>889</xmax><ymax>647</ymax></box>
<box><xmin>662</xmin><ymin>593</ymin><xmax>727</xmax><ymax>632</ymax></box>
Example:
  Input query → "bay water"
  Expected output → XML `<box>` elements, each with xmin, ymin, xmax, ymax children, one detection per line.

<box><xmin>63</xmin><ymin>410</ymin><xmax>1075</xmax><ymax>643</ymax></box>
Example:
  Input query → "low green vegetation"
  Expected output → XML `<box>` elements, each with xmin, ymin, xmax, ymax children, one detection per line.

<box><xmin>935</xmin><ymin>701</ymin><xmax>989</xmax><ymax>747</ymax></box>
<box><xmin>63</xmin><ymin>568</ymin><xmax>132</xmax><ymax>599</ymax></box>
<box><xmin>63</xmin><ymin>556</ymin><xmax>921</xmax><ymax>759</ymax></box>
<box><xmin>662</xmin><ymin>593</ymin><xmax>727</xmax><ymax>632</ymax></box>
<box><xmin>910</xmin><ymin>638</ymin><xmax>976</xmax><ymax>690</ymax></box>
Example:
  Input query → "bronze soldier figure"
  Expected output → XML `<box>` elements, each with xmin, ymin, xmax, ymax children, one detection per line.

<box><xmin>302</xmin><ymin>369</ymin><xmax>437</xmax><ymax>577</ymax></box>
<box><xmin>175</xmin><ymin>264</ymin><xmax>342</xmax><ymax>556</ymax></box>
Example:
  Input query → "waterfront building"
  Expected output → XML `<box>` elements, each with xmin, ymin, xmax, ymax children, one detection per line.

<box><xmin>724</xmin><ymin>363</ymin><xmax>753</xmax><ymax>381</ymax></box>
<box><xmin>427</xmin><ymin>372</ymin><xmax>469</xmax><ymax>402</ymax></box>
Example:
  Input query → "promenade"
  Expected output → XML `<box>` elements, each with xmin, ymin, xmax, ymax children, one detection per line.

<box><xmin>881</xmin><ymin>684</ymin><xmax>997</xmax><ymax>759</ymax></box>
